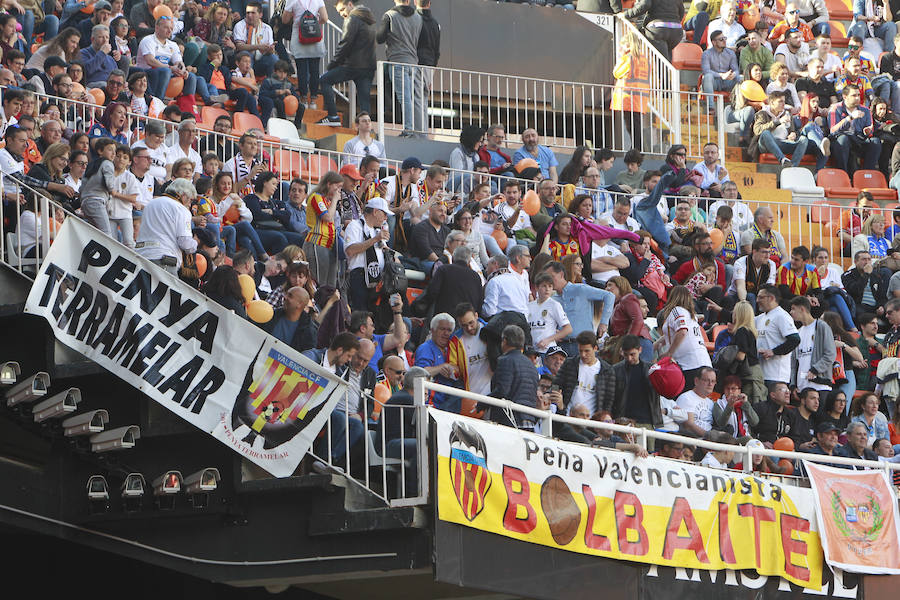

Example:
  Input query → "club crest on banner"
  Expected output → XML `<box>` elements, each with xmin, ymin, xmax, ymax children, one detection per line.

<box><xmin>449</xmin><ymin>422</ymin><xmax>491</xmax><ymax>521</ymax></box>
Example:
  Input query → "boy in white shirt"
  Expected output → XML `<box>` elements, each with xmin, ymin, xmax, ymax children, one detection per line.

<box><xmin>528</xmin><ymin>274</ymin><xmax>573</xmax><ymax>352</ymax></box>
<box><xmin>107</xmin><ymin>145</ymin><xmax>141</xmax><ymax>248</ymax></box>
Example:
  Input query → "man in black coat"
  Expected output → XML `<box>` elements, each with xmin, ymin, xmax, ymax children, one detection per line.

<box><xmin>552</xmin><ymin>331</ymin><xmax>615</xmax><ymax>416</ymax></box>
<box><xmin>491</xmin><ymin>325</ymin><xmax>539</xmax><ymax>428</ymax></box>
<box><xmin>317</xmin><ymin>0</ymin><xmax>378</xmax><ymax>124</ymax></box>
<box><xmin>413</xmin><ymin>245</ymin><xmax>483</xmax><ymax>317</ymax></box>
<box><xmin>611</xmin><ymin>335</ymin><xmax>662</xmax><ymax>429</ymax></box>
<box><xmin>416</xmin><ymin>0</ymin><xmax>440</xmax><ymax>69</ymax></box>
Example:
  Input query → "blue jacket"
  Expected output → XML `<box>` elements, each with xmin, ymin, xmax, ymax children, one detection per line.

<box><xmin>80</xmin><ymin>46</ymin><xmax>118</xmax><ymax>86</ymax></box>
<box><xmin>491</xmin><ymin>349</ymin><xmax>539</xmax><ymax>425</ymax></box>
<box><xmin>634</xmin><ymin>169</ymin><xmax>675</xmax><ymax>253</ymax></box>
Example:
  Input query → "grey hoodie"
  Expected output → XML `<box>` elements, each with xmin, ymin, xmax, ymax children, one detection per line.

<box><xmin>376</xmin><ymin>3</ymin><xmax>422</xmax><ymax>65</ymax></box>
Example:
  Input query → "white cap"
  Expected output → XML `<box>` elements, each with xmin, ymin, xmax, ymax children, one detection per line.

<box><xmin>365</xmin><ymin>197</ymin><xmax>393</xmax><ymax>216</ymax></box>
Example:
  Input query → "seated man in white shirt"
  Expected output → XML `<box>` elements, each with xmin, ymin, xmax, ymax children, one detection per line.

<box><xmin>135</xmin><ymin>16</ymin><xmax>196</xmax><ymax>101</ymax></box>
<box><xmin>676</xmin><ymin>367</ymin><xmax>716</xmax><ymax>437</ymax></box>
<box><xmin>599</xmin><ymin>195</ymin><xmax>641</xmax><ymax>232</ymax></box>
<box><xmin>135</xmin><ymin>178</ymin><xmax>198</xmax><ymax>274</ymax></box>
<box><xmin>590</xmin><ymin>236</ymin><xmax>628</xmax><ymax>284</ymax></box>
<box><xmin>708</xmin><ymin>1</ymin><xmax>747</xmax><ymax>49</ymax></box>
<box><xmin>694</xmin><ymin>142</ymin><xmax>730</xmax><ymax>195</ymax></box>
<box><xmin>707</xmin><ymin>181</ymin><xmax>752</xmax><ymax>231</ymax></box>
<box><xmin>232</xmin><ymin>0</ymin><xmax>276</xmax><ymax>77</ymax></box>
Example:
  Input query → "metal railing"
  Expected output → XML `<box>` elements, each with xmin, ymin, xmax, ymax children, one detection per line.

<box><xmin>417</xmin><ymin>381</ymin><xmax>900</xmax><ymax>484</ymax></box>
<box><xmin>375</xmin><ymin>60</ymin><xmax>723</xmax><ymax>160</ymax></box>
<box><xmin>0</xmin><ymin>168</ymin><xmax>427</xmax><ymax>507</ymax></box>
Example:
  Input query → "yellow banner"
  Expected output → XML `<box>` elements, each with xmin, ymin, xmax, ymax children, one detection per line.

<box><xmin>433</xmin><ymin>410</ymin><xmax>824</xmax><ymax>589</ymax></box>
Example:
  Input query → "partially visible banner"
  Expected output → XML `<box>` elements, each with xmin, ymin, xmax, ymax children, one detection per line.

<box><xmin>432</xmin><ymin>409</ymin><xmax>825</xmax><ymax>589</ymax></box>
<box><xmin>25</xmin><ymin>219</ymin><xmax>347</xmax><ymax>477</ymax></box>
<box><xmin>805</xmin><ymin>461</ymin><xmax>900</xmax><ymax>574</ymax></box>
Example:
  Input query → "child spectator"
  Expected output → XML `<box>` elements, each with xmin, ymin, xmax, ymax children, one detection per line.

<box><xmin>196</xmin><ymin>44</ymin><xmax>261</xmax><ymax>120</ymax></box>
<box><xmin>259</xmin><ymin>59</ymin><xmax>305</xmax><ymax>128</ymax></box>
<box><xmin>108</xmin><ymin>144</ymin><xmax>141</xmax><ymax>248</ymax></box>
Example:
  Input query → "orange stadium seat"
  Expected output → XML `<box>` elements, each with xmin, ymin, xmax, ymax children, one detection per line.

<box><xmin>233</xmin><ymin>112</ymin><xmax>265</xmax><ymax>133</ymax></box>
<box><xmin>853</xmin><ymin>170</ymin><xmax>898</xmax><ymax>201</ymax></box>
<box><xmin>828</xmin><ymin>20</ymin><xmax>848</xmax><ymax>47</ymax></box>
<box><xmin>274</xmin><ymin>150</ymin><xmax>304</xmax><ymax>179</ymax></box>
<box><xmin>816</xmin><ymin>168</ymin><xmax>860</xmax><ymax>198</ymax></box>
<box><xmin>672</xmin><ymin>43</ymin><xmax>703</xmax><ymax>71</ymax></box>
<box><xmin>809</xmin><ymin>200</ymin><xmax>844</xmax><ymax>224</ymax></box>
<box><xmin>306</xmin><ymin>154</ymin><xmax>339</xmax><ymax>183</ymax></box>
<box><xmin>200</xmin><ymin>106</ymin><xmax>229</xmax><ymax>128</ymax></box>
<box><xmin>825</xmin><ymin>0</ymin><xmax>852</xmax><ymax>20</ymax></box>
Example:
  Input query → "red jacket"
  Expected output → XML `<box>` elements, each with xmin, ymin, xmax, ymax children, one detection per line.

<box><xmin>476</xmin><ymin>146</ymin><xmax>512</xmax><ymax>175</ymax></box>
<box><xmin>610</xmin><ymin>292</ymin><xmax>650</xmax><ymax>338</ymax></box>
<box><xmin>673</xmin><ymin>257</ymin><xmax>726</xmax><ymax>288</ymax></box>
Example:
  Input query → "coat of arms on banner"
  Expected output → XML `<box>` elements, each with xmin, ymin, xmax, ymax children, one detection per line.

<box><xmin>449</xmin><ymin>422</ymin><xmax>491</xmax><ymax>521</ymax></box>
<box><xmin>231</xmin><ymin>347</ymin><xmax>334</xmax><ymax>450</ymax></box>
<box><xmin>830</xmin><ymin>490</ymin><xmax>884</xmax><ymax>545</ymax></box>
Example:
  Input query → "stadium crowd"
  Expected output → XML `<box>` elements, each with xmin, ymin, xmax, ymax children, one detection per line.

<box><xmin>0</xmin><ymin>0</ymin><xmax>898</xmax><ymax>481</ymax></box>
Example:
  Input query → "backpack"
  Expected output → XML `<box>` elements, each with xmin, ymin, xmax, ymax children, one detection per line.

<box><xmin>381</xmin><ymin>260</ymin><xmax>408</xmax><ymax>296</ymax></box>
<box><xmin>298</xmin><ymin>2</ymin><xmax>322</xmax><ymax>45</ymax></box>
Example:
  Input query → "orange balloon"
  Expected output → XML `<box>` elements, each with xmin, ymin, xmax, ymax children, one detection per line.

<box><xmin>283</xmin><ymin>95</ymin><xmax>299</xmax><ymax>117</ymax></box>
<box><xmin>88</xmin><ymin>87</ymin><xmax>105</xmax><ymax>105</ymax></box>
<box><xmin>80</xmin><ymin>1</ymin><xmax>94</xmax><ymax>14</ymax></box>
<box><xmin>195</xmin><ymin>253</ymin><xmax>207</xmax><ymax>277</ymax></box>
<box><xmin>153</xmin><ymin>4</ymin><xmax>174</xmax><ymax>19</ymax></box>
<box><xmin>71</xmin><ymin>82</ymin><xmax>85</xmax><ymax>96</ymax></box>
<box><xmin>773</xmin><ymin>437</ymin><xmax>795</xmax><ymax>452</ymax></box>
<box><xmin>777</xmin><ymin>458</ymin><xmax>794</xmax><ymax>475</ymax></box>
<box><xmin>491</xmin><ymin>229</ymin><xmax>509</xmax><ymax>251</ymax></box>
<box><xmin>166</xmin><ymin>76</ymin><xmax>184</xmax><ymax>99</ymax></box>
<box><xmin>523</xmin><ymin>189</ymin><xmax>540</xmax><ymax>216</ymax></box>
<box><xmin>709</xmin><ymin>227</ymin><xmax>724</xmax><ymax>249</ymax></box>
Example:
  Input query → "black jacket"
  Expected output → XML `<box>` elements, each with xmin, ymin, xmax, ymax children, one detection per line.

<box><xmin>553</xmin><ymin>355</ymin><xmax>616</xmax><ymax>415</ymax></box>
<box><xmin>842</xmin><ymin>266</ymin><xmax>891</xmax><ymax>308</ymax></box>
<box><xmin>624</xmin><ymin>0</ymin><xmax>684</xmax><ymax>24</ymax></box>
<box><xmin>491</xmin><ymin>349</ymin><xmax>539</xmax><ymax>426</ymax></box>
<box><xmin>416</xmin><ymin>8</ymin><xmax>440</xmax><ymax>67</ymax></box>
<box><xmin>329</xmin><ymin>5</ymin><xmax>377</xmax><ymax>71</ymax></box>
<box><xmin>414</xmin><ymin>262</ymin><xmax>483</xmax><ymax>319</ymax></box>
<box><xmin>611</xmin><ymin>360</ymin><xmax>662</xmax><ymax>428</ymax></box>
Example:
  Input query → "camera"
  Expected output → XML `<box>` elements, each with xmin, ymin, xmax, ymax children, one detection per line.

<box><xmin>90</xmin><ymin>425</ymin><xmax>140</xmax><ymax>452</ymax></box>
<box><xmin>5</xmin><ymin>372</ymin><xmax>50</xmax><ymax>407</ymax></box>
<box><xmin>0</xmin><ymin>361</ymin><xmax>20</xmax><ymax>385</ymax></box>
<box><xmin>32</xmin><ymin>388</ymin><xmax>81</xmax><ymax>423</ymax></box>
<box><xmin>63</xmin><ymin>409</ymin><xmax>109</xmax><ymax>437</ymax></box>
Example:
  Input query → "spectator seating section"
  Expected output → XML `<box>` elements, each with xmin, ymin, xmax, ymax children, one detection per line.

<box><xmin>672</xmin><ymin>43</ymin><xmax>703</xmax><ymax>89</ymax></box>
<box><xmin>816</xmin><ymin>168</ymin><xmax>860</xmax><ymax>198</ymax></box>
<box><xmin>780</xmin><ymin>167</ymin><xmax>825</xmax><ymax>199</ymax></box>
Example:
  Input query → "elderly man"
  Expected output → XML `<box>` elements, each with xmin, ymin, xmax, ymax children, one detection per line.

<box><xmin>166</xmin><ymin>119</ymin><xmax>201</xmax><ymax>179</ymax></box>
<box><xmin>837</xmin><ymin>421</ymin><xmax>880</xmax><ymax>466</ymax></box>
<box><xmin>708</xmin><ymin>2</ymin><xmax>746</xmax><ymax>48</ymax></box>
<box><xmin>483</xmin><ymin>247</ymin><xmax>530</xmax><ymax>319</ymax></box>
<box><xmin>477</xmin><ymin>123</ymin><xmax>513</xmax><ymax>175</ymax></box>
<box><xmin>740</xmin><ymin>205</ymin><xmax>787</xmax><ymax>263</ymax></box>
<box><xmin>414</xmin><ymin>313</ymin><xmax>460</xmax><ymax>413</ymax></box>
<box><xmin>36</xmin><ymin>119</ymin><xmax>63</xmax><ymax>155</ymax></box>
<box><xmin>103</xmin><ymin>70</ymin><xmax>129</xmax><ymax>105</ymax></box>
<box><xmin>537</xmin><ymin>178</ymin><xmax>565</xmax><ymax>220</ymax></box>
<box><xmin>135</xmin><ymin>178</ymin><xmax>197</xmax><ymax>274</ymax></box>
<box><xmin>80</xmin><ymin>24</ymin><xmax>118</xmax><ymax>87</ymax></box>
<box><xmin>513</xmin><ymin>128</ymin><xmax>559</xmax><ymax>183</ymax></box>
<box><xmin>136</xmin><ymin>17</ymin><xmax>196</xmax><ymax>101</ymax></box>
<box><xmin>707</xmin><ymin>181</ymin><xmax>752</xmax><ymax>230</ymax></box>
<box><xmin>490</xmin><ymin>324</ymin><xmax>539</xmax><ymax>428</ymax></box>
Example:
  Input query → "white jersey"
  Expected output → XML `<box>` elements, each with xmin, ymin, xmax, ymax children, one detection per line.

<box><xmin>662</xmin><ymin>307</ymin><xmax>711</xmax><ymax>371</ymax></box>
<box><xmin>726</xmin><ymin>255</ymin><xmax>776</xmax><ymax>295</ymax></box>
<box><xmin>461</xmin><ymin>330</ymin><xmax>492</xmax><ymax>396</ymax></box>
<box><xmin>528</xmin><ymin>297</ymin><xmax>569</xmax><ymax>348</ymax></box>
<box><xmin>756</xmin><ymin>306</ymin><xmax>798</xmax><ymax>383</ymax></box>
<box><xmin>675</xmin><ymin>389</ymin><xmax>713</xmax><ymax>433</ymax></box>
<box><xmin>568</xmin><ymin>360</ymin><xmax>602</xmax><ymax>415</ymax></box>
<box><xmin>107</xmin><ymin>170</ymin><xmax>141</xmax><ymax>219</ymax></box>
<box><xmin>591</xmin><ymin>241</ymin><xmax>623</xmax><ymax>283</ymax></box>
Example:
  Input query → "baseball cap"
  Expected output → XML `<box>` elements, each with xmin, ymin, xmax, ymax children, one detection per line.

<box><xmin>401</xmin><ymin>157</ymin><xmax>423</xmax><ymax>171</ymax></box>
<box><xmin>45</xmin><ymin>56</ymin><xmax>67</xmax><ymax>70</ymax></box>
<box><xmin>365</xmin><ymin>197</ymin><xmax>393</xmax><ymax>216</ymax></box>
<box><xmin>815</xmin><ymin>422</ymin><xmax>840</xmax><ymax>435</ymax></box>
<box><xmin>545</xmin><ymin>345</ymin><xmax>567</xmax><ymax>358</ymax></box>
<box><xmin>94</xmin><ymin>0</ymin><xmax>112</xmax><ymax>10</ymax></box>
<box><xmin>339</xmin><ymin>163</ymin><xmax>363</xmax><ymax>180</ymax></box>
<box><xmin>745</xmin><ymin>438</ymin><xmax>764</xmax><ymax>450</ymax></box>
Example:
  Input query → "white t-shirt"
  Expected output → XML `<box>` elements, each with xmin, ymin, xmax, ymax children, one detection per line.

<box><xmin>383</xmin><ymin>175</ymin><xmax>421</xmax><ymax>220</ymax></box>
<box><xmin>107</xmin><ymin>170</ymin><xmax>141</xmax><ymax>219</ymax></box>
<box><xmin>707</xmin><ymin>200</ymin><xmax>753</xmax><ymax>231</ymax></box>
<box><xmin>132</xmin><ymin>140</ymin><xmax>169</xmax><ymax>184</ymax></box>
<box><xmin>461</xmin><ymin>329</ymin><xmax>492</xmax><ymax>396</ymax></box>
<box><xmin>755</xmin><ymin>306</ymin><xmax>799</xmax><ymax>383</ymax></box>
<box><xmin>818</xmin><ymin>263</ymin><xmax>845</xmax><ymax>289</ymax></box>
<box><xmin>134</xmin><ymin>171</ymin><xmax>154</xmax><ymax>208</ymax></box>
<box><xmin>528</xmin><ymin>297</ymin><xmax>569</xmax><ymax>348</ymax></box>
<box><xmin>675</xmin><ymin>389</ymin><xmax>713</xmax><ymax>433</ymax></box>
<box><xmin>136</xmin><ymin>34</ymin><xmax>183</xmax><ymax>69</ymax></box>
<box><xmin>342</xmin><ymin>135</ymin><xmax>386</xmax><ymax>167</ymax></box>
<box><xmin>599</xmin><ymin>211</ymin><xmax>640</xmax><ymax>232</ymax></box>
<box><xmin>727</xmin><ymin>255</ymin><xmax>776</xmax><ymax>295</ymax></box>
<box><xmin>568</xmin><ymin>360</ymin><xmax>602</xmax><ymax>415</ymax></box>
<box><xmin>135</xmin><ymin>196</ymin><xmax>195</xmax><ymax>267</ymax></box>
<box><xmin>166</xmin><ymin>143</ymin><xmax>202</xmax><ymax>175</ymax></box>
<box><xmin>498</xmin><ymin>202</ymin><xmax>532</xmax><ymax>232</ymax></box>
<box><xmin>343</xmin><ymin>218</ymin><xmax>385</xmax><ymax>272</ymax></box>
<box><xmin>233</xmin><ymin>19</ymin><xmax>275</xmax><ymax>61</ymax></box>
<box><xmin>700</xmin><ymin>452</ymin><xmax>729</xmax><ymax>469</ymax></box>
<box><xmin>662</xmin><ymin>307</ymin><xmax>711</xmax><ymax>371</ymax></box>
<box><xmin>796</xmin><ymin>321</ymin><xmax>832</xmax><ymax>392</ymax></box>
<box><xmin>591</xmin><ymin>241</ymin><xmax>623</xmax><ymax>283</ymax></box>
<box><xmin>0</xmin><ymin>148</ymin><xmax>24</xmax><ymax>194</ymax></box>
<box><xmin>64</xmin><ymin>174</ymin><xmax>81</xmax><ymax>192</ymax></box>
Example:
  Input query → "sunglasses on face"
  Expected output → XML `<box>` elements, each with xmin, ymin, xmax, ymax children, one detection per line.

<box><xmin>789</xmin><ymin>9</ymin><xmax>800</xmax><ymax>14</ymax></box>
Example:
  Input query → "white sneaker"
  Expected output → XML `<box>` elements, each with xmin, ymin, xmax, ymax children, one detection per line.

<box><xmin>780</xmin><ymin>157</ymin><xmax>791</xmax><ymax>167</ymax></box>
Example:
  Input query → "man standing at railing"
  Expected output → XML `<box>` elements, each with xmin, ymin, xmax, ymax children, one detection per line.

<box><xmin>317</xmin><ymin>0</ymin><xmax>377</xmax><ymax>127</ymax></box>
<box><xmin>490</xmin><ymin>324</ymin><xmax>538</xmax><ymax>429</ymax></box>
<box><xmin>135</xmin><ymin>178</ymin><xmax>198</xmax><ymax>274</ymax></box>
<box><xmin>377</xmin><ymin>0</ymin><xmax>423</xmax><ymax>137</ymax></box>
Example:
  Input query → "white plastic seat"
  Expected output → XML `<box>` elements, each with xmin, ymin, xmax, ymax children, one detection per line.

<box><xmin>780</xmin><ymin>167</ymin><xmax>824</xmax><ymax>198</ymax></box>
<box><xmin>266</xmin><ymin>117</ymin><xmax>316</xmax><ymax>150</ymax></box>
<box><xmin>5</xmin><ymin>232</ymin><xmax>38</xmax><ymax>270</ymax></box>
<box><xmin>366</xmin><ymin>430</ymin><xmax>403</xmax><ymax>470</ymax></box>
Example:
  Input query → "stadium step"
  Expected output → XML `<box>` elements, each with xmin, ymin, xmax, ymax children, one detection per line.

<box><xmin>303</xmin><ymin>122</ymin><xmax>359</xmax><ymax>140</ymax></box>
